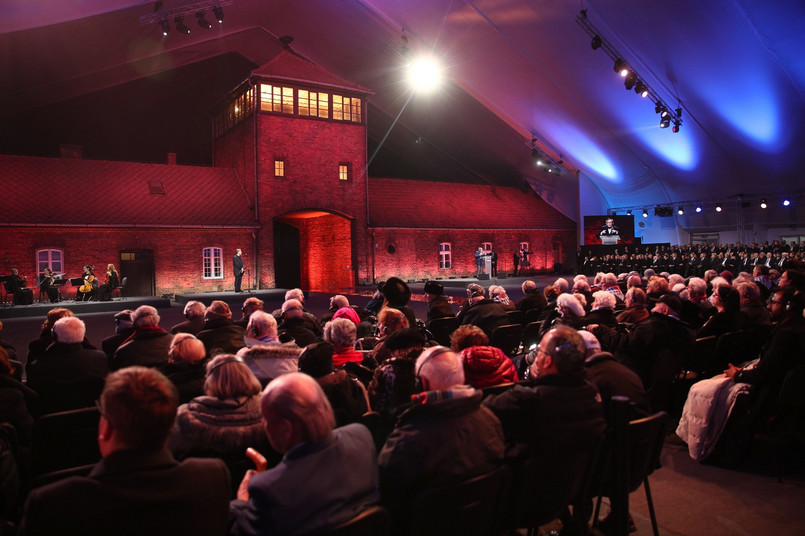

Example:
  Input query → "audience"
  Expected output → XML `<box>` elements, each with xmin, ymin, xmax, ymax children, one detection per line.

<box><xmin>169</xmin><ymin>300</ymin><xmax>207</xmax><ymax>335</ymax></box>
<box><xmin>160</xmin><ymin>333</ymin><xmax>208</xmax><ymax>403</ymax></box>
<box><xmin>235</xmin><ymin>297</ymin><xmax>264</xmax><ymax>330</ymax></box>
<box><xmin>616</xmin><ymin>287</ymin><xmax>649</xmax><ymax>324</ymax></box>
<box><xmin>370</xmin><ymin>307</ymin><xmax>410</xmax><ymax>365</ymax></box>
<box><xmin>197</xmin><ymin>300</ymin><xmax>246</xmax><ymax>357</ymax></box>
<box><xmin>380</xmin><ymin>277</ymin><xmax>417</xmax><ymax>328</ymax></box>
<box><xmin>323</xmin><ymin>318</ymin><xmax>363</xmax><ymax>367</ymax></box>
<box><xmin>451</xmin><ymin>325</ymin><xmax>518</xmax><ymax>388</ymax></box>
<box><xmin>368</xmin><ymin>328</ymin><xmax>426</xmax><ymax>421</ymax></box>
<box><xmin>696</xmin><ymin>285</ymin><xmax>746</xmax><ymax>339</ymax></box>
<box><xmin>584</xmin><ymin>291</ymin><xmax>618</xmax><ymax>328</ymax></box>
<box><xmin>111</xmin><ymin>305</ymin><xmax>172</xmax><ymax>370</ymax></box>
<box><xmin>271</xmin><ymin>288</ymin><xmax>323</xmax><ymax>336</ymax></box>
<box><xmin>277</xmin><ymin>299</ymin><xmax>318</xmax><ymax>348</ymax></box>
<box><xmin>101</xmin><ymin>309</ymin><xmax>134</xmax><ymax>358</ymax></box>
<box><xmin>423</xmin><ymin>281</ymin><xmax>455</xmax><ymax>322</ymax></box>
<box><xmin>456</xmin><ymin>283</ymin><xmax>509</xmax><ymax>339</ymax></box>
<box><xmin>516</xmin><ymin>280</ymin><xmax>547</xmax><ymax>315</ymax></box>
<box><xmin>0</xmin><ymin>347</ymin><xmax>35</xmax><ymax>444</ymax></box>
<box><xmin>237</xmin><ymin>311</ymin><xmax>302</xmax><ymax>384</ymax></box>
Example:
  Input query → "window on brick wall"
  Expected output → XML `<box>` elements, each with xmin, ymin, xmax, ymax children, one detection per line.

<box><xmin>482</xmin><ymin>242</ymin><xmax>492</xmax><ymax>253</ymax></box>
<box><xmin>519</xmin><ymin>241</ymin><xmax>530</xmax><ymax>252</ymax></box>
<box><xmin>338</xmin><ymin>163</ymin><xmax>352</xmax><ymax>181</ymax></box>
<box><xmin>203</xmin><ymin>247</ymin><xmax>223</xmax><ymax>279</ymax></box>
<box><xmin>439</xmin><ymin>243</ymin><xmax>452</xmax><ymax>269</ymax></box>
<box><xmin>36</xmin><ymin>249</ymin><xmax>64</xmax><ymax>280</ymax></box>
<box><xmin>260</xmin><ymin>84</ymin><xmax>294</xmax><ymax>114</ymax></box>
<box><xmin>274</xmin><ymin>159</ymin><xmax>286</xmax><ymax>178</ymax></box>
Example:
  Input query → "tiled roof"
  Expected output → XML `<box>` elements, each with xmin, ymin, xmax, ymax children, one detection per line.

<box><xmin>252</xmin><ymin>50</ymin><xmax>373</xmax><ymax>94</ymax></box>
<box><xmin>368</xmin><ymin>178</ymin><xmax>576</xmax><ymax>230</ymax></box>
<box><xmin>0</xmin><ymin>155</ymin><xmax>255</xmax><ymax>227</ymax></box>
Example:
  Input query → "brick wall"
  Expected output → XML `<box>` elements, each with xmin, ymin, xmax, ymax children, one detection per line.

<box><xmin>214</xmin><ymin>119</ymin><xmax>256</xmax><ymax>204</ymax></box>
<box><xmin>298</xmin><ymin>214</ymin><xmax>353</xmax><ymax>292</ymax></box>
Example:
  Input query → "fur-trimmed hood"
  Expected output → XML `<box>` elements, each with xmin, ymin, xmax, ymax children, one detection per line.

<box><xmin>236</xmin><ymin>342</ymin><xmax>302</xmax><ymax>383</ymax></box>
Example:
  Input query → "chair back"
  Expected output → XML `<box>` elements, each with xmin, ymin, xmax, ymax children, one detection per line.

<box><xmin>712</xmin><ymin>330</ymin><xmax>749</xmax><ymax>374</ymax></box>
<box><xmin>426</xmin><ymin>317</ymin><xmax>460</xmax><ymax>347</ymax></box>
<box><xmin>523</xmin><ymin>308</ymin><xmax>543</xmax><ymax>325</ymax></box>
<box><xmin>507</xmin><ymin>310</ymin><xmax>524</xmax><ymax>326</ymax></box>
<box><xmin>777</xmin><ymin>364</ymin><xmax>805</xmax><ymax>436</ymax></box>
<box><xmin>490</xmin><ymin>324</ymin><xmax>523</xmax><ymax>357</ymax></box>
<box><xmin>624</xmin><ymin>411</ymin><xmax>669</xmax><ymax>493</ymax></box>
<box><xmin>409</xmin><ymin>464</ymin><xmax>511</xmax><ymax>536</ymax></box>
<box><xmin>521</xmin><ymin>321</ymin><xmax>543</xmax><ymax>351</ymax></box>
<box><xmin>323</xmin><ymin>504</ymin><xmax>391</xmax><ymax>536</ymax></box>
<box><xmin>686</xmin><ymin>335</ymin><xmax>717</xmax><ymax>372</ymax></box>
<box><xmin>31</xmin><ymin>406</ymin><xmax>102</xmax><ymax>476</ymax></box>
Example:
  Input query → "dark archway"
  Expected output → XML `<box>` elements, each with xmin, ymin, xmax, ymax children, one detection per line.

<box><xmin>273</xmin><ymin>221</ymin><xmax>301</xmax><ymax>290</ymax></box>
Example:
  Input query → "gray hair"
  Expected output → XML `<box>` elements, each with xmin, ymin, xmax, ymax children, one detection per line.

<box><xmin>132</xmin><ymin>305</ymin><xmax>160</xmax><ymax>327</ymax></box>
<box><xmin>557</xmin><ymin>293</ymin><xmax>585</xmax><ymax>317</ymax></box>
<box><xmin>53</xmin><ymin>316</ymin><xmax>86</xmax><ymax>344</ymax></box>
<box><xmin>592</xmin><ymin>291</ymin><xmax>616</xmax><ymax>309</ymax></box>
<box><xmin>323</xmin><ymin>318</ymin><xmax>357</xmax><ymax>348</ymax></box>
<box><xmin>284</xmin><ymin>288</ymin><xmax>304</xmax><ymax>302</ymax></box>
<box><xmin>416</xmin><ymin>346</ymin><xmax>464</xmax><ymax>390</ymax></box>
<box><xmin>247</xmin><ymin>311</ymin><xmax>277</xmax><ymax>338</ymax></box>
<box><xmin>183</xmin><ymin>300</ymin><xmax>206</xmax><ymax>319</ymax></box>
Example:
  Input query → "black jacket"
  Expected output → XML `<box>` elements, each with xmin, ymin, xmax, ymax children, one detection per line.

<box><xmin>197</xmin><ymin>318</ymin><xmax>246</xmax><ymax>357</ymax></box>
<box><xmin>111</xmin><ymin>328</ymin><xmax>172</xmax><ymax>370</ymax></box>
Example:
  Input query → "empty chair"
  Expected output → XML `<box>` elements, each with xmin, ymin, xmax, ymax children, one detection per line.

<box><xmin>31</xmin><ymin>406</ymin><xmax>101</xmax><ymax>476</ymax></box>
<box><xmin>112</xmin><ymin>276</ymin><xmax>127</xmax><ymax>300</ymax></box>
<box><xmin>490</xmin><ymin>324</ymin><xmax>522</xmax><ymax>357</ymax></box>
<box><xmin>409</xmin><ymin>464</ymin><xmax>511</xmax><ymax>536</ymax></box>
<box><xmin>324</xmin><ymin>504</ymin><xmax>391</xmax><ymax>536</ymax></box>
<box><xmin>426</xmin><ymin>317</ymin><xmax>460</xmax><ymax>347</ymax></box>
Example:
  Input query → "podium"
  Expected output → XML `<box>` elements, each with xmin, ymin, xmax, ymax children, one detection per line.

<box><xmin>484</xmin><ymin>255</ymin><xmax>492</xmax><ymax>276</ymax></box>
<box><xmin>601</xmin><ymin>235</ymin><xmax>620</xmax><ymax>245</ymax></box>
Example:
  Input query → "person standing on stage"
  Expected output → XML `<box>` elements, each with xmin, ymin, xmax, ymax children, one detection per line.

<box><xmin>512</xmin><ymin>249</ymin><xmax>521</xmax><ymax>276</ymax></box>
<box><xmin>475</xmin><ymin>247</ymin><xmax>485</xmax><ymax>278</ymax></box>
<box><xmin>233</xmin><ymin>249</ymin><xmax>244</xmax><ymax>293</ymax></box>
<box><xmin>490</xmin><ymin>249</ymin><xmax>498</xmax><ymax>277</ymax></box>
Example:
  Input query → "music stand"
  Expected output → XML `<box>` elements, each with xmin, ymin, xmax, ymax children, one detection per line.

<box><xmin>54</xmin><ymin>279</ymin><xmax>68</xmax><ymax>302</ymax></box>
<box><xmin>69</xmin><ymin>278</ymin><xmax>84</xmax><ymax>302</ymax></box>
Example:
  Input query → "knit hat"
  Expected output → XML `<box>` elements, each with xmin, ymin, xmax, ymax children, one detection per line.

<box><xmin>382</xmin><ymin>277</ymin><xmax>412</xmax><ymax>306</ymax></box>
<box><xmin>657</xmin><ymin>293</ymin><xmax>682</xmax><ymax>314</ymax></box>
<box><xmin>423</xmin><ymin>281</ymin><xmax>444</xmax><ymax>296</ymax></box>
<box><xmin>114</xmin><ymin>309</ymin><xmax>133</xmax><ymax>323</ymax></box>
<box><xmin>298</xmin><ymin>342</ymin><xmax>335</xmax><ymax>378</ymax></box>
<box><xmin>384</xmin><ymin>328</ymin><xmax>426</xmax><ymax>351</ymax></box>
<box><xmin>332</xmin><ymin>306</ymin><xmax>360</xmax><ymax>325</ymax></box>
<box><xmin>206</xmin><ymin>300</ymin><xmax>232</xmax><ymax>320</ymax></box>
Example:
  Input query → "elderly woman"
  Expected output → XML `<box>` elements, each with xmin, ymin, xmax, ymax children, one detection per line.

<box><xmin>540</xmin><ymin>292</ymin><xmax>587</xmax><ymax>338</ymax></box>
<box><xmin>160</xmin><ymin>333</ymin><xmax>208</xmax><ymax>403</ymax></box>
<box><xmin>371</xmin><ymin>308</ymin><xmax>410</xmax><ymax>365</ymax></box>
<box><xmin>488</xmin><ymin>285</ymin><xmax>515</xmax><ymax>311</ymax></box>
<box><xmin>451</xmin><ymin>325</ymin><xmax>518</xmax><ymax>388</ymax></box>
<box><xmin>324</xmin><ymin>318</ymin><xmax>364</xmax><ymax>367</ymax></box>
<box><xmin>237</xmin><ymin>311</ymin><xmax>302</xmax><ymax>385</ymax></box>
<box><xmin>168</xmin><ymin>354</ymin><xmax>269</xmax><ymax>458</ymax></box>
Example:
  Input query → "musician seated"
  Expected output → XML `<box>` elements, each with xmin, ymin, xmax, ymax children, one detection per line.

<box><xmin>98</xmin><ymin>263</ymin><xmax>120</xmax><ymax>302</ymax></box>
<box><xmin>75</xmin><ymin>265</ymin><xmax>97</xmax><ymax>302</ymax></box>
<box><xmin>7</xmin><ymin>268</ymin><xmax>33</xmax><ymax>305</ymax></box>
<box><xmin>39</xmin><ymin>268</ymin><xmax>60</xmax><ymax>303</ymax></box>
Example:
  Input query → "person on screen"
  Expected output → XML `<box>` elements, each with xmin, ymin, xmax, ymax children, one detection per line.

<box><xmin>599</xmin><ymin>218</ymin><xmax>619</xmax><ymax>237</ymax></box>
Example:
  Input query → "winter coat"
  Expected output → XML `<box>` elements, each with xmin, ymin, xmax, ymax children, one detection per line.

<box><xmin>459</xmin><ymin>345</ymin><xmax>519</xmax><ymax>388</ymax></box>
<box><xmin>237</xmin><ymin>342</ymin><xmax>302</xmax><ymax>384</ymax></box>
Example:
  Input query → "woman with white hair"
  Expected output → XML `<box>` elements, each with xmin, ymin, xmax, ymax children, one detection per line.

<box><xmin>323</xmin><ymin>318</ymin><xmax>364</xmax><ymax>367</ymax></box>
<box><xmin>540</xmin><ymin>293</ymin><xmax>587</xmax><ymax>337</ymax></box>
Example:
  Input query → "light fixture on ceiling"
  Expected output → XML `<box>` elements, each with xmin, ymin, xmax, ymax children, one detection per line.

<box><xmin>626</xmin><ymin>209</ymin><xmax>632</xmax><ymax>216</ymax></box>
<box><xmin>196</xmin><ymin>11</ymin><xmax>212</xmax><ymax>29</ymax></box>
<box><xmin>159</xmin><ymin>18</ymin><xmax>170</xmax><ymax>35</ymax></box>
<box><xmin>634</xmin><ymin>81</ymin><xmax>648</xmax><ymax>97</ymax></box>
<box><xmin>213</xmin><ymin>5</ymin><xmax>224</xmax><ymax>23</ymax></box>
<box><xmin>715</xmin><ymin>204</ymin><xmax>723</xmax><ymax>212</ymax></box>
<box><xmin>677</xmin><ymin>206</ymin><xmax>684</xmax><ymax>215</ymax></box>
<box><xmin>528</xmin><ymin>137</ymin><xmax>567</xmax><ymax>176</ymax></box>
<box><xmin>642</xmin><ymin>209</ymin><xmax>648</xmax><ymax>218</ymax></box>
<box><xmin>174</xmin><ymin>16</ymin><xmax>191</xmax><ymax>34</ymax></box>
<box><xmin>672</xmin><ymin>120</ymin><xmax>681</xmax><ymax>133</ymax></box>
<box><xmin>591</xmin><ymin>35</ymin><xmax>602</xmax><ymax>50</ymax></box>
<box><xmin>660</xmin><ymin>115</ymin><xmax>671</xmax><ymax>129</ymax></box>
<box><xmin>614</xmin><ymin>59</ymin><xmax>629</xmax><ymax>77</ymax></box>
<box><xmin>783</xmin><ymin>198</ymin><xmax>791</xmax><ymax>207</ymax></box>
<box><xmin>624</xmin><ymin>71</ymin><xmax>638</xmax><ymax>91</ymax></box>
<box><xmin>760</xmin><ymin>199</ymin><xmax>767</xmax><ymax>209</ymax></box>
<box><xmin>696</xmin><ymin>205</ymin><xmax>702</xmax><ymax>213</ymax></box>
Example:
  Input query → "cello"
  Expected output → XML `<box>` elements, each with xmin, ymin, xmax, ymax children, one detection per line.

<box><xmin>78</xmin><ymin>265</ymin><xmax>95</xmax><ymax>300</ymax></box>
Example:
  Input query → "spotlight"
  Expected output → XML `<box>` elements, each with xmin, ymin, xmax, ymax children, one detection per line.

<box><xmin>407</xmin><ymin>56</ymin><xmax>442</xmax><ymax>92</ymax></box>
<box><xmin>196</xmin><ymin>11</ymin><xmax>212</xmax><ymax>29</ymax></box>
<box><xmin>591</xmin><ymin>35</ymin><xmax>602</xmax><ymax>50</ymax></box>
<box><xmin>660</xmin><ymin>115</ymin><xmax>671</xmax><ymax>129</ymax></box>
<box><xmin>672</xmin><ymin>120</ymin><xmax>681</xmax><ymax>133</ymax></box>
<box><xmin>760</xmin><ymin>199</ymin><xmax>767</xmax><ymax>209</ymax></box>
<box><xmin>213</xmin><ymin>5</ymin><xmax>224</xmax><ymax>23</ymax></box>
<box><xmin>695</xmin><ymin>205</ymin><xmax>702</xmax><ymax>213</ymax></box>
<box><xmin>677</xmin><ymin>206</ymin><xmax>684</xmax><ymax>215</ymax></box>
<box><xmin>634</xmin><ymin>81</ymin><xmax>648</xmax><ymax>97</ymax></box>
<box><xmin>715</xmin><ymin>204</ymin><xmax>722</xmax><ymax>212</ymax></box>
<box><xmin>175</xmin><ymin>16</ymin><xmax>190</xmax><ymax>34</ymax></box>
<box><xmin>783</xmin><ymin>198</ymin><xmax>791</xmax><ymax>207</ymax></box>
<box><xmin>626</xmin><ymin>210</ymin><xmax>632</xmax><ymax>216</ymax></box>
<box><xmin>642</xmin><ymin>209</ymin><xmax>648</xmax><ymax>218</ymax></box>
<box><xmin>675</xmin><ymin>107</ymin><xmax>683</xmax><ymax>118</ymax></box>
<box><xmin>159</xmin><ymin>18</ymin><xmax>170</xmax><ymax>35</ymax></box>
<box><xmin>614</xmin><ymin>59</ymin><xmax>629</xmax><ymax>77</ymax></box>
<box><xmin>654</xmin><ymin>102</ymin><xmax>663</xmax><ymax>114</ymax></box>
<box><xmin>624</xmin><ymin>71</ymin><xmax>638</xmax><ymax>91</ymax></box>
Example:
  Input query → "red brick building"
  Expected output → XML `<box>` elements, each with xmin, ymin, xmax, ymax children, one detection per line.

<box><xmin>1</xmin><ymin>50</ymin><xmax>576</xmax><ymax>297</ymax></box>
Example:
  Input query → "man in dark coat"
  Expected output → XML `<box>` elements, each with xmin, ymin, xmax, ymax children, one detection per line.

<box><xmin>169</xmin><ymin>300</ymin><xmax>207</xmax><ymax>335</ymax></box>
<box><xmin>196</xmin><ymin>300</ymin><xmax>247</xmax><ymax>357</ymax></box>
<box><xmin>456</xmin><ymin>284</ymin><xmax>509</xmax><ymax>339</ymax></box>
<box><xmin>378</xmin><ymin>346</ymin><xmax>505</xmax><ymax>529</ymax></box>
<box><xmin>101</xmin><ymin>309</ymin><xmax>134</xmax><ymax>358</ymax></box>
<box><xmin>19</xmin><ymin>366</ymin><xmax>230</xmax><ymax>536</ymax></box>
<box><xmin>423</xmin><ymin>280</ymin><xmax>454</xmax><ymax>323</ymax></box>
<box><xmin>26</xmin><ymin>315</ymin><xmax>108</xmax><ymax>415</ymax></box>
<box><xmin>233</xmin><ymin>248</ymin><xmax>244</xmax><ymax>293</ymax></box>
<box><xmin>516</xmin><ymin>280</ymin><xmax>547</xmax><ymax>315</ymax></box>
<box><xmin>111</xmin><ymin>306</ymin><xmax>172</xmax><ymax>370</ymax></box>
<box><xmin>278</xmin><ymin>299</ymin><xmax>318</xmax><ymax>348</ymax></box>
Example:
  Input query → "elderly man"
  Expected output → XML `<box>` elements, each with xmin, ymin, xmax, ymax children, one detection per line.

<box><xmin>423</xmin><ymin>280</ymin><xmax>454</xmax><ymax>322</ymax></box>
<box><xmin>584</xmin><ymin>291</ymin><xmax>618</xmax><ymax>328</ymax></box>
<box><xmin>271</xmin><ymin>289</ymin><xmax>322</xmax><ymax>336</ymax></box>
<box><xmin>278</xmin><ymin>299</ymin><xmax>318</xmax><ymax>348</ymax></box>
<box><xmin>26</xmin><ymin>315</ymin><xmax>109</xmax><ymax>414</ymax></box>
<box><xmin>20</xmin><ymin>367</ymin><xmax>230</xmax><ymax>536</ymax></box>
<box><xmin>378</xmin><ymin>346</ymin><xmax>505</xmax><ymax>528</ymax></box>
<box><xmin>111</xmin><ymin>305</ymin><xmax>172</xmax><ymax>370</ymax></box>
<box><xmin>237</xmin><ymin>311</ymin><xmax>302</xmax><ymax>384</ymax></box>
<box><xmin>196</xmin><ymin>300</ymin><xmax>246</xmax><ymax>357</ymax></box>
<box><xmin>516</xmin><ymin>280</ymin><xmax>547</xmax><ymax>315</ymax></box>
<box><xmin>456</xmin><ymin>283</ymin><xmax>509</xmax><ymax>339</ymax></box>
<box><xmin>235</xmin><ymin>297</ymin><xmax>264</xmax><ymax>329</ymax></box>
<box><xmin>101</xmin><ymin>309</ymin><xmax>134</xmax><ymax>358</ymax></box>
<box><xmin>169</xmin><ymin>300</ymin><xmax>207</xmax><ymax>335</ymax></box>
<box><xmin>230</xmin><ymin>373</ymin><xmax>378</xmax><ymax>536</ymax></box>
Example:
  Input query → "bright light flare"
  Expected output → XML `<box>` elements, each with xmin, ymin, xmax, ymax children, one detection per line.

<box><xmin>408</xmin><ymin>57</ymin><xmax>442</xmax><ymax>92</ymax></box>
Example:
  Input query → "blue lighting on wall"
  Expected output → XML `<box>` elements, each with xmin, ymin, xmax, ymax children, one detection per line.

<box><xmin>552</xmin><ymin>125</ymin><xmax>619</xmax><ymax>182</ymax></box>
<box><xmin>640</xmin><ymin>126</ymin><xmax>697</xmax><ymax>170</ymax></box>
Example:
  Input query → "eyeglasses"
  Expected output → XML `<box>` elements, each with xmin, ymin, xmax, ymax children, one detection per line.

<box><xmin>769</xmin><ymin>299</ymin><xmax>784</xmax><ymax>305</ymax></box>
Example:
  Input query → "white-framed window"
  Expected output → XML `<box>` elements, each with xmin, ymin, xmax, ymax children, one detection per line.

<box><xmin>36</xmin><ymin>249</ymin><xmax>64</xmax><ymax>280</ymax></box>
<box><xmin>439</xmin><ymin>243</ymin><xmax>452</xmax><ymax>269</ymax></box>
<box><xmin>482</xmin><ymin>242</ymin><xmax>493</xmax><ymax>253</ymax></box>
<box><xmin>203</xmin><ymin>247</ymin><xmax>223</xmax><ymax>279</ymax></box>
<box><xmin>519</xmin><ymin>241</ymin><xmax>530</xmax><ymax>252</ymax></box>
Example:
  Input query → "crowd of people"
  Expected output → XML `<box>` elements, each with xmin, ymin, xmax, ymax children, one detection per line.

<box><xmin>0</xmin><ymin>257</ymin><xmax>803</xmax><ymax>534</ymax></box>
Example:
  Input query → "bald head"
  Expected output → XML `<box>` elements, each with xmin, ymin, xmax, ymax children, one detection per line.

<box><xmin>261</xmin><ymin>373</ymin><xmax>335</xmax><ymax>452</ymax></box>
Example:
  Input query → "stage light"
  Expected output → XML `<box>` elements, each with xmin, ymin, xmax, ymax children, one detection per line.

<box><xmin>634</xmin><ymin>81</ymin><xmax>648</xmax><ymax>97</ymax></box>
<box><xmin>614</xmin><ymin>59</ymin><xmax>629</xmax><ymax>77</ymax></box>
<box><xmin>677</xmin><ymin>206</ymin><xmax>684</xmax><ymax>215</ymax></box>
<box><xmin>159</xmin><ymin>18</ymin><xmax>170</xmax><ymax>35</ymax></box>
<box><xmin>626</xmin><ymin>210</ymin><xmax>632</xmax><ymax>216</ymax></box>
<box><xmin>196</xmin><ymin>11</ymin><xmax>212</xmax><ymax>29</ymax></box>
<box><xmin>760</xmin><ymin>199</ymin><xmax>767</xmax><ymax>209</ymax></box>
<box><xmin>715</xmin><ymin>204</ymin><xmax>722</xmax><ymax>212</ymax></box>
<box><xmin>672</xmin><ymin>120</ymin><xmax>681</xmax><ymax>133</ymax></box>
<box><xmin>175</xmin><ymin>16</ymin><xmax>190</xmax><ymax>34</ymax></box>
<box><xmin>660</xmin><ymin>115</ymin><xmax>671</xmax><ymax>128</ymax></box>
<box><xmin>591</xmin><ymin>35</ymin><xmax>602</xmax><ymax>50</ymax></box>
<box><xmin>213</xmin><ymin>5</ymin><xmax>224</xmax><ymax>23</ymax></box>
<box><xmin>654</xmin><ymin>102</ymin><xmax>663</xmax><ymax>114</ymax></box>
<box><xmin>624</xmin><ymin>71</ymin><xmax>637</xmax><ymax>90</ymax></box>
<box><xmin>783</xmin><ymin>198</ymin><xmax>791</xmax><ymax>207</ymax></box>
<box><xmin>642</xmin><ymin>209</ymin><xmax>648</xmax><ymax>218</ymax></box>
<box><xmin>408</xmin><ymin>56</ymin><xmax>442</xmax><ymax>92</ymax></box>
<box><xmin>695</xmin><ymin>205</ymin><xmax>702</xmax><ymax>213</ymax></box>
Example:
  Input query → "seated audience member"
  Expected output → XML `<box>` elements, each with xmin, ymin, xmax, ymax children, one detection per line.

<box><xmin>553</xmin><ymin>277</ymin><xmax>570</xmax><ymax>295</ymax></box>
<box><xmin>572</xmin><ymin>279</ymin><xmax>594</xmax><ymax>313</ymax></box>
<box><xmin>737</xmin><ymin>282</ymin><xmax>772</xmax><ymax>331</ymax></box>
<box><xmin>484</xmin><ymin>326</ymin><xmax>607</xmax><ymax>462</ymax></box>
<box><xmin>298</xmin><ymin>342</ymin><xmax>369</xmax><ymax>427</ymax></box>
<box><xmin>423</xmin><ymin>281</ymin><xmax>455</xmax><ymax>322</ymax></box>
<box><xmin>777</xmin><ymin>269</ymin><xmax>805</xmax><ymax>292</ymax></box>
<box><xmin>584</xmin><ymin>291</ymin><xmax>619</xmax><ymax>328</ymax></box>
<box><xmin>456</xmin><ymin>283</ymin><xmax>509</xmax><ymax>339</ymax></box>
<box><xmin>26</xmin><ymin>316</ymin><xmax>109</xmax><ymax>415</ymax></box>
<box><xmin>370</xmin><ymin>307</ymin><xmax>410</xmax><ymax>365</ymax></box>
<box><xmin>237</xmin><ymin>311</ymin><xmax>302</xmax><ymax>385</ymax></box>
<box><xmin>451</xmin><ymin>325</ymin><xmax>518</xmax><ymax>388</ymax></box>
<box><xmin>7</xmin><ymin>268</ymin><xmax>33</xmax><ymax>305</ymax></box>
<box><xmin>681</xmin><ymin>277</ymin><xmax>716</xmax><ymax>329</ymax></box>
<box><xmin>160</xmin><ymin>333</ymin><xmax>208</xmax><ymax>404</ymax></box>
<box><xmin>380</xmin><ymin>277</ymin><xmax>418</xmax><ymax>328</ymax></box>
<box><xmin>332</xmin><ymin>306</ymin><xmax>361</xmax><ymax>326</ymax></box>
<box><xmin>111</xmin><ymin>305</ymin><xmax>172</xmax><ymax>370</ymax></box>
<box><xmin>539</xmin><ymin>285</ymin><xmax>562</xmax><ymax>325</ymax></box>
<box><xmin>278</xmin><ymin>299</ymin><xmax>318</xmax><ymax>348</ymax></box>
<box><xmin>271</xmin><ymin>289</ymin><xmax>323</xmax><ymax>336</ymax></box>
<box><xmin>323</xmin><ymin>318</ymin><xmax>364</xmax><ymax>367</ymax></box>
<box><xmin>579</xmin><ymin>330</ymin><xmax>650</xmax><ymax>419</ymax></box>
<box><xmin>489</xmin><ymin>285</ymin><xmax>516</xmax><ymax>311</ymax></box>
<box><xmin>321</xmin><ymin>294</ymin><xmax>350</xmax><ymax>324</ymax></box>
<box><xmin>616</xmin><ymin>287</ymin><xmax>649</xmax><ymax>324</ymax></box>
<box><xmin>26</xmin><ymin>308</ymin><xmax>86</xmax><ymax>373</ymax></box>
<box><xmin>197</xmin><ymin>300</ymin><xmax>246</xmax><ymax>357</ymax></box>
<box><xmin>168</xmin><ymin>354</ymin><xmax>270</xmax><ymax>459</ymax></box>
<box><xmin>0</xmin><ymin>347</ymin><xmax>36</xmax><ymax>445</ymax></box>
<box><xmin>599</xmin><ymin>273</ymin><xmax>624</xmax><ymax>303</ymax></box>
<box><xmin>20</xmin><ymin>367</ymin><xmax>230</xmax><ymax>536</ymax></box>
<box><xmin>236</xmin><ymin>297</ymin><xmax>264</xmax><ymax>330</ymax></box>
<box><xmin>230</xmin><ymin>373</ymin><xmax>379</xmax><ymax>536</ymax></box>
<box><xmin>170</xmin><ymin>300</ymin><xmax>207</xmax><ymax>335</ymax></box>
<box><xmin>101</xmin><ymin>309</ymin><xmax>134</xmax><ymax>358</ymax></box>
<box><xmin>516</xmin><ymin>280</ymin><xmax>547</xmax><ymax>315</ymax></box>
<box><xmin>540</xmin><ymin>293</ymin><xmax>587</xmax><ymax>338</ymax></box>
<box><xmin>645</xmin><ymin>275</ymin><xmax>670</xmax><ymax>308</ymax></box>
<box><xmin>696</xmin><ymin>285</ymin><xmax>746</xmax><ymax>339</ymax></box>
<box><xmin>378</xmin><ymin>346</ymin><xmax>505</xmax><ymax>528</ymax></box>
<box><xmin>0</xmin><ymin>321</ymin><xmax>16</xmax><ymax>363</ymax></box>
<box><xmin>368</xmin><ymin>329</ymin><xmax>427</xmax><ymax>426</ymax></box>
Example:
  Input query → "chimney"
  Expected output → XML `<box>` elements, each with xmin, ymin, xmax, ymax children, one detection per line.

<box><xmin>60</xmin><ymin>144</ymin><xmax>83</xmax><ymax>159</ymax></box>
<box><xmin>167</xmin><ymin>153</ymin><xmax>177</xmax><ymax>165</ymax></box>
